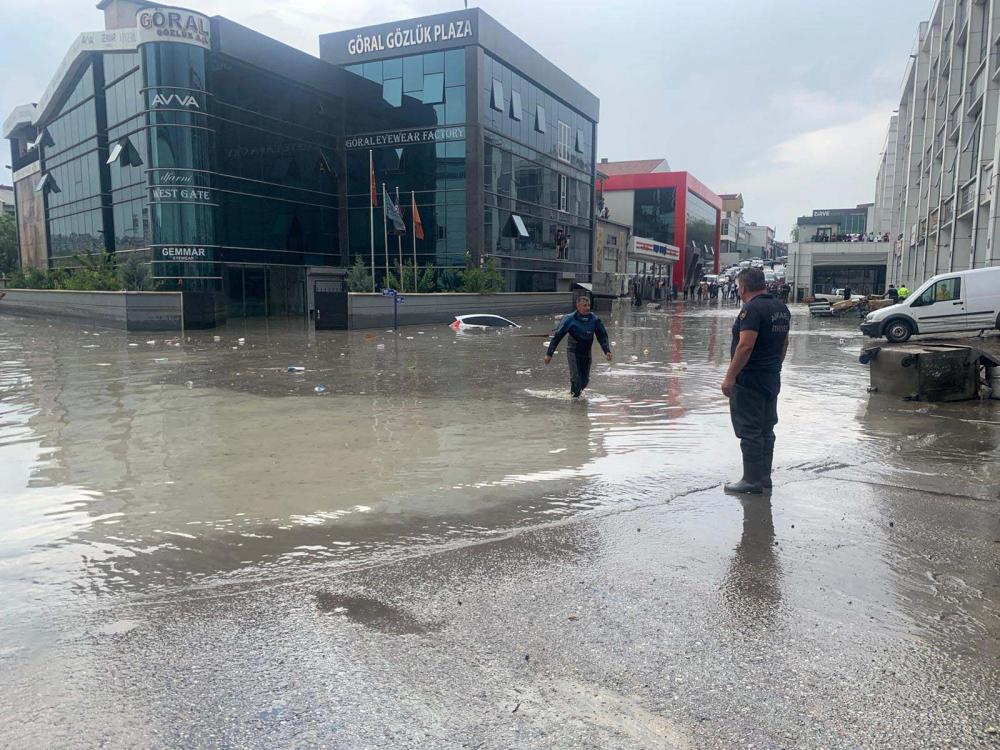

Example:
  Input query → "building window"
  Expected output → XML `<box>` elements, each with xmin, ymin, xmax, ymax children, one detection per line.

<box><xmin>557</xmin><ymin>121</ymin><xmax>571</xmax><ymax>162</ymax></box>
<box><xmin>490</xmin><ymin>78</ymin><xmax>504</xmax><ymax>112</ymax></box>
<box><xmin>575</xmin><ymin>128</ymin><xmax>584</xmax><ymax>153</ymax></box>
<box><xmin>382</xmin><ymin>78</ymin><xmax>402</xmax><ymax>107</ymax></box>
<box><xmin>535</xmin><ymin>104</ymin><xmax>546</xmax><ymax>133</ymax></box>
<box><xmin>558</xmin><ymin>174</ymin><xmax>568</xmax><ymax>212</ymax></box>
<box><xmin>108</xmin><ymin>135</ymin><xmax>143</xmax><ymax>167</ymax></box>
<box><xmin>34</xmin><ymin>172</ymin><xmax>60</xmax><ymax>194</ymax></box>
<box><xmin>509</xmin><ymin>89</ymin><xmax>522</xmax><ymax>121</ymax></box>
<box><xmin>422</xmin><ymin>73</ymin><xmax>444</xmax><ymax>105</ymax></box>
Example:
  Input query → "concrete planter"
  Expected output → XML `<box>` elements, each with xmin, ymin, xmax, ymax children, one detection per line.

<box><xmin>347</xmin><ymin>291</ymin><xmax>573</xmax><ymax>330</ymax></box>
<box><xmin>0</xmin><ymin>289</ymin><xmax>184</xmax><ymax>331</ymax></box>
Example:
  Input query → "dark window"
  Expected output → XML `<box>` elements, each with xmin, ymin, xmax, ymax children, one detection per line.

<box><xmin>535</xmin><ymin>104</ymin><xmax>546</xmax><ymax>133</ymax></box>
<box><xmin>913</xmin><ymin>277</ymin><xmax>962</xmax><ymax>306</ymax></box>
<box><xmin>423</xmin><ymin>73</ymin><xmax>444</xmax><ymax>105</ymax></box>
<box><xmin>575</xmin><ymin>128</ymin><xmax>584</xmax><ymax>153</ymax></box>
<box><xmin>510</xmin><ymin>89</ymin><xmax>522</xmax><ymax>121</ymax></box>
<box><xmin>633</xmin><ymin>188</ymin><xmax>675</xmax><ymax>245</ymax></box>
<box><xmin>382</xmin><ymin>78</ymin><xmax>402</xmax><ymax>107</ymax></box>
<box><xmin>491</xmin><ymin>78</ymin><xmax>504</xmax><ymax>112</ymax></box>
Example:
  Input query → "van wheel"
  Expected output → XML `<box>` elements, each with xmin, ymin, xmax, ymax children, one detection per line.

<box><xmin>885</xmin><ymin>319</ymin><xmax>913</xmax><ymax>343</ymax></box>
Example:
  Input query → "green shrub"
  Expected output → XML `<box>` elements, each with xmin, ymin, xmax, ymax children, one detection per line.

<box><xmin>345</xmin><ymin>256</ymin><xmax>373</xmax><ymax>292</ymax></box>
<box><xmin>385</xmin><ymin>259</ymin><xmax>436</xmax><ymax>293</ymax></box>
<box><xmin>456</xmin><ymin>256</ymin><xmax>505</xmax><ymax>294</ymax></box>
<box><xmin>117</xmin><ymin>253</ymin><xmax>155</xmax><ymax>291</ymax></box>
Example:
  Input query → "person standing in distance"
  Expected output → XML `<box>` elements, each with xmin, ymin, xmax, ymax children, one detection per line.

<box><xmin>544</xmin><ymin>296</ymin><xmax>612</xmax><ymax>398</ymax></box>
<box><xmin>721</xmin><ymin>267</ymin><xmax>791</xmax><ymax>494</ymax></box>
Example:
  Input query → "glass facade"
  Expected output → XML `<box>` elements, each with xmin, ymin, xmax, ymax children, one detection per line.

<box><xmin>13</xmin><ymin>10</ymin><xmax>599</xmax><ymax>320</ymax></box>
<box><xmin>482</xmin><ymin>52</ymin><xmax>594</xmax><ymax>291</ymax></box>
<box><xmin>633</xmin><ymin>188</ymin><xmax>676</xmax><ymax>246</ymax></box>
<box><xmin>686</xmin><ymin>190</ymin><xmax>718</xmax><ymax>255</ymax></box>
<box><xmin>343</xmin><ymin>49</ymin><xmax>467</xmax><ymax>284</ymax></box>
<box><xmin>44</xmin><ymin>61</ymin><xmax>108</xmax><ymax>268</ymax></box>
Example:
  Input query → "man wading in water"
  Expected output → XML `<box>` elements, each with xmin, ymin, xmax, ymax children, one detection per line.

<box><xmin>544</xmin><ymin>296</ymin><xmax>612</xmax><ymax>397</ymax></box>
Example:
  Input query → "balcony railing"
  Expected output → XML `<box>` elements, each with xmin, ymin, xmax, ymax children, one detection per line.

<box><xmin>969</xmin><ymin>64</ymin><xmax>986</xmax><ymax>107</ymax></box>
<box><xmin>960</xmin><ymin>179</ymin><xmax>977</xmax><ymax>213</ymax></box>
<box><xmin>942</xmin><ymin>197</ymin><xmax>955</xmax><ymax>224</ymax></box>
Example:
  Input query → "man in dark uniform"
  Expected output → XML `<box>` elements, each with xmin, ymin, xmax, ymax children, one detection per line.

<box><xmin>721</xmin><ymin>267</ymin><xmax>791</xmax><ymax>494</ymax></box>
<box><xmin>544</xmin><ymin>296</ymin><xmax>612</xmax><ymax>397</ymax></box>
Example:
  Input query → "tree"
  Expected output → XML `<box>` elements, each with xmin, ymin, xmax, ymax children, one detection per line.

<box><xmin>64</xmin><ymin>250</ymin><xmax>120</xmax><ymax>291</ymax></box>
<box><xmin>385</xmin><ymin>259</ymin><xmax>436</xmax><ymax>293</ymax></box>
<box><xmin>0</xmin><ymin>214</ymin><xmax>17</xmax><ymax>276</ymax></box>
<box><xmin>118</xmin><ymin>253</ymin><xmax>155</xmax><ymax>290</ymax></box>
<box><xmin>457</xmin><ymin>256</ymin><xmax>505</xmax><ymax>294</ymax></box>
<box><xmin>789</xmin><ymin>226</ymin><xmax>799</xmax><ymax>242</ymax></box>
<box><xmin>345</xmin><ymin>256</ymin><xmax>372</xmax><ymax>292</ymax></box>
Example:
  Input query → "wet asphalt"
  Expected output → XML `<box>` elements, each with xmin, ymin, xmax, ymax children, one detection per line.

<box><xmin>0</xmin><ymin>300</ymin><xmax>998</xmax><ymax>749</ymax></box>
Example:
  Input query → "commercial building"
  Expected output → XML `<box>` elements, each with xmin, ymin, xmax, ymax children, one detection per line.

<box><xmin>876</xmin><ymin>0</ymin><xmax>1000</xmax><ymax>290</ymax></box>
<box><xmin>719</xmin><ymin>192</ymin><xmax>745</xmax><ymax>263</ymax></box>
<box><xmin>873</xmin><ymin>115</ymin><xmax>898</xmax><ymax>238</ymax></box>
<box><xmin>794</xmin><ymin>204</ymin><xmax>875</xmax><ymax>243</ymax></box>
<box><xmin>788</xmin><ymin>203</ymin><xmax>889</xmax><ymax>300</ymax></box>
<box><xmin>4</xmin><ymin>1</ymin><xmax>598</xmax><ymax>325</ymax></box>
<box><xmin>595</xmin><ymin>159</ymin><xmax>721</xmax><ymax>289</ymax></box>
<box><xmin>0</xmin><ymin>185</ymin><xmax>14</xmax><ymax>218</ymax></box>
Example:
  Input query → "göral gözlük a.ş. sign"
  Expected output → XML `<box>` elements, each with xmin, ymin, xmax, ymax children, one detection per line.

<box><xmin>137</xmin><ymin>7</ymin><xmax>211</xmax><ymax>49</ymax></box>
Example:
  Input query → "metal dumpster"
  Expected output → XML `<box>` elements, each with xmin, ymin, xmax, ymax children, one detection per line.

<box><xmin>860</xmin><ymin>343</ymin><xmax>998</xmax><ymax>401</ymax></box>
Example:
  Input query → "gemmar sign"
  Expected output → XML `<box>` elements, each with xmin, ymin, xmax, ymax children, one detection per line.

<box><xmin>137</xmin><ymin>7</ymin><xmax>211</xmax><ymax>50</ymax></box>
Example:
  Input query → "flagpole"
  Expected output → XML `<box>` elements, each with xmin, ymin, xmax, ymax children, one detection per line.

<box><xmin>412</xmin><ymin>191</ymin><xmax>418</xmax><ymax>292</ymax></box>
<box><xmin>396</xmin><ymin>185</ymin><xmax>403</xmax><ymax>291</ymax></box>
<box><xmin>382</xmin><ymin>182</ymin><xmax>389</xmax><ymax>290</ymax></box>
<box><xmin>369</xmin><ymin>150</ymin><xmax>375</xmax><ymax>292</ymax></box>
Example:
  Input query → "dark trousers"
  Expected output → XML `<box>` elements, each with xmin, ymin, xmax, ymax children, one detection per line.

<box><xmin>729</xmin><ymin>382</ymin><xmax>778</xmax><ymax>463</ymax></box>
<box><xmin>567</xmin><ymin>348</ymin><xmax>592</xmax><ymax>396</ymax></box>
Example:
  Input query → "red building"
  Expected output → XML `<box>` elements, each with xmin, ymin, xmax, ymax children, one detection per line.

<box><xmin>597</xmin><ymin>160</ymin><xmax>722</xmax><ymax>288</ymax></box>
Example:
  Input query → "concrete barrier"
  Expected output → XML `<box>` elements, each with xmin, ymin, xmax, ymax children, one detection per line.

<box><xmin>347</xmin><ymin>292</ymin><xmax>573</xmax><ymax>330</ymax></box>
<box><xmin>0</xmin><ymin>289</ymin><xmax>183</xmax><ymax>331</ymax></box>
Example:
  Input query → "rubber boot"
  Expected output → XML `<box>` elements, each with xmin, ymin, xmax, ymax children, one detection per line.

<box><xmin>761</xmin><ymin>449</ymin><xmax>773</xmax><ymax>491</ymax></box>
<box><xmin>724</xmin><ymin>462</ymin><xmax>763</xmax><ymax>495</ymax></box>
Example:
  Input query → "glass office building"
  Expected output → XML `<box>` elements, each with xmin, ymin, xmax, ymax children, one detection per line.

<box><xmin>321</xmin><ymin>10</ymin><xmax>600</xmax><ymax>294</ymax></box>
<box><xmin>5</xmin><ymin>2</ymin><xmax>598</xmax><ymax>325</ymax></box>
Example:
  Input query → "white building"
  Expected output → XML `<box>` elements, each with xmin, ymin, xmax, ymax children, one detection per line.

<box><xmin>873</xmin><ymin>115</ymin><xmax>898</xmax><ymax>238</ymax></box>
<box><xmin>878</xmin><ymin>0</ymin><xmax>1000</xmax><ymax>290</ymax></box>
<box><xmin>0</xmin><ymin>185</ymin><xmax>13</xmax><ymax>218</ymax></box>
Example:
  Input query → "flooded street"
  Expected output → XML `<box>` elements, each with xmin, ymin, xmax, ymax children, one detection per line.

<box><xmin>1</xmin><ymin>302</ymin><xmax>998</xmax><ymax>749</ymax></box>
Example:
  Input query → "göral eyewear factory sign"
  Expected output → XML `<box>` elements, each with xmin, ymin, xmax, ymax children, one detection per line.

<box><xmin>345</xmin><ymin>126</ymin><xmax>465</xmax><ymax>149</ymax></box>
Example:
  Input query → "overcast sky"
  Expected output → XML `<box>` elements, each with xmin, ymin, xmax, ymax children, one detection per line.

<box><xmin>2</xmin><ymin>0</ymin><xmax>933</xmax><ymax>238</ymax></box>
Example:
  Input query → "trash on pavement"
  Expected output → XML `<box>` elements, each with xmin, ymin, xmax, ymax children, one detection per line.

<box><xmin>314</xmin><ymin>385</ymin><xmax>326</xmax><ymax>393</ymax></box>
<box><xmin>287</xmin><ymin>366</ymin><xmax>305</xmax><ymax>372</ymax></box>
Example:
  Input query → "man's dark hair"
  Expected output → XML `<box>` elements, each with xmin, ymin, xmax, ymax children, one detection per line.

<box><xmin>737</xmin><ymin>267</ymin><xmax>766</xmax><ymax>292</ymax></box>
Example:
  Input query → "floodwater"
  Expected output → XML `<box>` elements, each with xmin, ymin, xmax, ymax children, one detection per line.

<box><xmin>1</xmin><ymin>301</ymin><xmax>998</xmax><ymax>748</ymax></box>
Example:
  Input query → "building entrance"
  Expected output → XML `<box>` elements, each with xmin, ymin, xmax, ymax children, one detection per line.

<box><xmin>223</xmin><ymin>265</ymin><xmax>307</xmax><ymax>318</ymax></box>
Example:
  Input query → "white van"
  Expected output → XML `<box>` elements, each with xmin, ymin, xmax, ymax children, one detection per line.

<box><xmin>861</xmin><ymin>266</ymin><xmax>1000</xmax><ymax>342</ymax></box>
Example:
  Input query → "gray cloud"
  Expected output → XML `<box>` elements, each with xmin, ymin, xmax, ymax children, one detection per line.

<box><xmin>3</xmin><ymin>0</ymin><xmax>933</xmax><ymax>236</ymax></box>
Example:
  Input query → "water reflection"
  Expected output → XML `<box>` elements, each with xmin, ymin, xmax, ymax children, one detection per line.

<box><xmin>720</xmin><ymin>498</ymin><xmax>782</xmax><ymax>630</ymax></box>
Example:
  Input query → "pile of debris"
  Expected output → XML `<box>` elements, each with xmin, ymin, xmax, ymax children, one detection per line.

<box><xmin>809</xmin><ymin>295</ymin><xmax>897</xmax><ymax>318</ymax></box>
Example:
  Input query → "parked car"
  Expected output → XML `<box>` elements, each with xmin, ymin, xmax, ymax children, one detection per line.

<box><xmin>860</xmin><ymin>266</ymin><xmax>1000</xmax><ymax>342</ymax></box>
<box><xmin>451</xmin><ymin>314</ymin><xmax>521</xmax><ymax>330</ymax></box>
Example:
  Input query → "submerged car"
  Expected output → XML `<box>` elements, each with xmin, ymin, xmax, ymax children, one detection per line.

<box><xmin>450</xmin><ymin>314</ymin><xmax>521</xmax><ymax>330</ymax></box>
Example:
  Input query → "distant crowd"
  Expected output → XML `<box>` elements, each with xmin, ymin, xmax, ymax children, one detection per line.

<box><xmin>811</xmin><ymin>232</ymin><xmax>891</xmax><ymax>243</ymax></box>
<box><xmin>627</xmin><ymin>276</ymin><xmax>791</xmax><ymax>304</ymax></box>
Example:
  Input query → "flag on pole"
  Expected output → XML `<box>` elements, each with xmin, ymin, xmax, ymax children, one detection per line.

<box><xmin>370</xmin><ymin>154</ymin><xmax>378</xmax><ymax>207</ymax></box>
<box><xmin>384</xmin><ymin>187</ymin><xmax>405</xmax><ymax>234</ymax></box>
<box><xmin>412</xmin><ymin>194</ymin><xmax>424</xmax><ymax>240</ymax></box>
